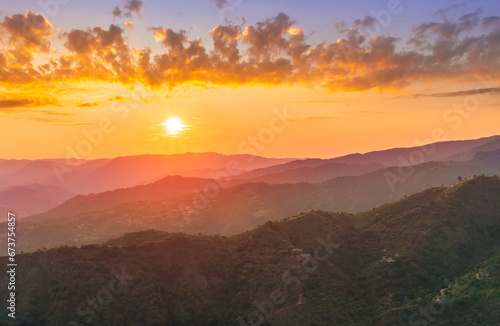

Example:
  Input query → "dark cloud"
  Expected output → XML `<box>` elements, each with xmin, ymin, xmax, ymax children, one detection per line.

<box><xmin>112</xmin><ymin>0</ymin><xmax>144</xmax><ymax>18</ymax></box>
<box><xmin>412</xmin><ymin>10</ymin><xmax>482</xmax><ymax>41</ymax></box>
<box><xmin>242</xmin><ymin>12</ymin><xmax>293</xmax><ymax>57</ymax></box>
<box><xmin>211</xmin><ymin>0</ymin><xmax>236</xmax><ymax>10</ymax></box>
<box><xmin>433</xmin><ymin>2</ymin><xmax>467</xmax><ymax>20</ymax></box>
<box><xmin>0</xmin><ymin>99</ymin><xmax>33</xmax><ymax>108</ymax></box>
<box><xmin>60</xmin><ymin>24</ymin><xmax>134</xmax><ymax>83</ymax></box>
<box><xmin>0</xmin><ymin>11</ymin><xmax>53</xmax><ymax>68</ymax></box>
<box><xmin>149</xmin><ymin>27</ymin><xmax>189</xmax><ymax>50</ymax></box>
<box><xmin>0</xmin><ymin>11</ymin><xmax>52</xmax><ymax>52</ymax></box>
<box><xmin>482</xmin><ymin>16</ymin><xmax>500</xmax><ymax>30</ymax></box>
<box><xmin>0</xmin><ymin>97</ymin><xmax>59</xmax><ymax>110</ymax></box>
<box><xmin>124</xmin><ymin>0</ymin><xmax>144</xmax><ymax>17</ymax></box>
<box><xmin>412</xmin><ymin>87</ymin><xmax>500</xmax><ymax>98</ymax></box>
<box><xmin>112</xmin><ymin>6</ymin><xmax>123</xmax><ymax>18</ymax></box>
<box><xmin>354</xmin><ymin>16</ymin><xmax>378</xmax><ymax>30</ymax></box>
<box><xmin>211</xmin><ymin>0</ymin><xmax>226</xmax><ymax>10</ymax></box>
<box><xmin>210</xmin><ymin>25</ymin><xmax>241</xmax><ymax>63</ymax></box>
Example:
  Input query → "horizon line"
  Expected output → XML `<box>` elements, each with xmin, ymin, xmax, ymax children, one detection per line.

<box><xmin>2</xmin><ymin>134</ymin><xmax>499</xmax><ymax>162</ymax></box>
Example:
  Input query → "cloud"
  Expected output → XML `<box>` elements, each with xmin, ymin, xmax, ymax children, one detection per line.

<box><xmin>30</xmin><ymin>117</ymin><xmax>67</xmax><ymax>122</ymax></box>
<box><xmin>280</xmin><ymin>100</ymin><xmax>342</xmax><ymax>105</ymax></box>
<box><xmin>433</xmin><ymin>2</ymin><xmax>467</xmax><ymax>20</ymax></box>
<box><xmin>145</xmin><ymin>26</ymin><xmax>210</xmax><ymax>85</ymax></box>
<box><xmin>149</xmin><ymin>27</ymin><xmax>189</xmax><ymax>50</ymax></box>
<box><xmin>211</xmin><ymin>0</ymin><xmax>229</xmax><ymax>10</ymax></box>
<box><xmin>112</xmin><ymin>6</ymin><xmax>123</xmax><ymax>18</ymax></box>
<box><xmin>0</xmin><ymin>9</ymin><xmax>499</xmax><ymax>95</ymax></box>
<box><xmin>412</xmin><ymin>87</ymin><xmax>500</xmax><ymax>98</ymax></box>
<box><xmin>27</xmin><ymin>117</ymin><xmax>91</xmax><ymax>126</ymax></box>
<box><xmin>411</xmin><ymin>10</ymin><xmax>482</xmax><ymax>41</ymax></box>
<box><xmin>242</xmin><ymin>12</ymin><xmax>294</xmax><ymax>57</ymax></box>
<box><xmin>287</xmin><ymin>116</ymin><xmax>333</xmax><ymax>122</ymax></box>
<box><xmin>124</xmin><ymin>22</ymin><xmax>134</xmax><ymax>30</ymax></box>
<box><xmin>0</xmin><ymin>11</ymin><xmax>53</xmax><ymax>52</ymax></box>
<box><xmin>210</xmin><ymin>25</ymin><xmax>241</xmax><ymax>63</ymax></box>
<box><xmin>77</xmin><ymin>102</ymin><xmax>101</xmax><ymax>107</ymax></box>
<box><xmin>38</xmin><ymin>110</ymin><xmax>73</xmax><ymax>116</ymax></box>
<box><xmin>0</xmin><ymin>11</ymin><xmax>53</xmax><ymax>68</ymax></box>
<box><xmin>0</xmin><ymin>107</ymin><xmax>73</xmax><ymax>116</ymax></box>
<box><xmin>349</xmin><ymin>110</ymin><xmax>387</xmax><ymax>115</ymax></box>
<box><xmin>124</xmin><ymin>0</ymin><xmax>144</xmax><ymax>17</ymax></box>
<box><xmin>51</xmin><ymin>122</ymin><xmax>93</xmax><ymax>126</ymax></box>
<box><xmin>482</xmin><ymin>16</ymin><xmax>500</xmax><ymax>30</ymax></box>
<box><xmin>112</xmin><ymin>0</ymin><xmax>144</xmax><ymax>18</ymax></box>
<box><xmin>354</xmin><ymin>16</ymin><xmax>378</xmax><ymax>30</ymax></box>
<box><xmin>0</xmin><ymin>99</ymin><xmax>33</xmax><ymax>108</ymax></box>
<box><xmin>59</xmin><ymin>24</ymin><xmax>135</xmax><ymax>83</ymax></box>
<box><xmin>0</xmin><ymin>96</ymin><xmax>58</xmax><ymax>109</ymax></box>
<box><xmin>0</xmin><ymin>99</ymin><xmax>77</xmax><ymax>124</ymax></box>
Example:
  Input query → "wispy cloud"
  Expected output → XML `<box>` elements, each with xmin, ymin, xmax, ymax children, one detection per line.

<box><xmin>112</xmin><ymin>0</ymin><xmax>144</xmax><ymax>18</ymax></box>
<box><xmin>279</xmin><ymin>100</ymin><xmax>342</xmax><ymax>105</ymax></box>
<box><xmin>77</xmin><ymin>102</ymin><xmax>101</xmax><ymax>107</ymax></box>
<box><xmin>210</xmin><ymin>0</ymin><xmax>235</xmax><ymax>10</ymax></box>
<box><xmin>5</xmin><ymin>112</ymin><xmax>84</xmax><ymax>125</ymax></box>
<box><xmin>27</xmin><ymin>116</ymin><xmax>89</xmax><ymax>126</ymax></box>
<box><xmin>0</xmin><ymin>99</ymin><xmax>33</xmax><ymax>108</ymax></box>
<box><xmin>433</xmin><ymin>2</ymin><xmax>468</xmax><ymax>20</ymax></box>
<box><xmin>287</xmin><ymin>116</ymin><xmax>333</xmax><ymax>122</ymax></box>
<box><xmin>0</xmin><ymin>97</ymin><xmax>58</xmax><ymax>109</ymax></box>
<box><xmin>412</xmin><ymin>87</ymin><xmax>500</xmax><ymax>98</ymax></box>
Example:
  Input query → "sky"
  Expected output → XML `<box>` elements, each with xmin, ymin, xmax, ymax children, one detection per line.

<box><xmin>0</xmin><ymin>0</ymin><xmax>499</xmax><ymax>159</ymax></box>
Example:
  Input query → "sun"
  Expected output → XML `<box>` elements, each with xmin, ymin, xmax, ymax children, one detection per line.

<box><xmin>162</xmin><ymin>117</ymin><xmax>186</xmax><ymax>136</ymax></box>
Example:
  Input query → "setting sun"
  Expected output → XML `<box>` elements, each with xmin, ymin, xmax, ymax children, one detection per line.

<box><xmin>162</xmin><ymin>117</ymin><xmax>186</xmax><ymax>136</ymax></box>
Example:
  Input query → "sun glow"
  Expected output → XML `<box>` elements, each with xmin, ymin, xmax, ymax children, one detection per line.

<box><xmin>162</xmin><ymin>117</ymin><xmax>186</xmax><ymax>136</ymax></box>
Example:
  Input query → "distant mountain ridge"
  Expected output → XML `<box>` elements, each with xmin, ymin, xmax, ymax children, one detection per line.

<box><xmin>0</xmin><ymin>184</ymin><xmax>73</xmax><ymax>218</ymax></box>
<box><xmin>328</xmin><ymin>134</ymin><xmax>500</xmax><ymax>166</ymax></box>
<box><xmin>1</xmin><ymin>135</ymin><xmax>499</xmax><ymax>193</ymax></box>
<box><xmin>233</xmin><ymin>161</ymin><xmax>384</xmax><ymax>184</ymax></box>
<box><xmin>5</xmin><ymin>149</ymin><xmax>500</xmax><ymax>253</ymax></box>
<box><xmin>0</xmin><ymin>153</ymin><xmax>293</xmax><ymax>195</ymax></box>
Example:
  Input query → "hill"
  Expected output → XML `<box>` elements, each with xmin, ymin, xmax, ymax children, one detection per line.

<box><xmin>6</xmin><ymin>149</ymin><xmax>500</xmax><ymax>253</ymax></box>
<box><xmin>1</xmin><ymin>177</ymin><xmax>500</xmax><ymax>325</ymax></box>
<box><xmin>22</xmin><ymin>176</ymin><xmax>221</xmax><ymax>223</ymax></box>
<box><xmin>329</xmin><ymin>135</ymin><xmax>500</xmax><ymax>166</ymax></box>
<box><xmin>0</xmin><ymin>184</ymin><xmax>73</xmax><ymax>219</ymax></box>
<box><xmin>233</xmin><ymin>161</ymin><xmax>383</xmax><ymax>184</ymax></box>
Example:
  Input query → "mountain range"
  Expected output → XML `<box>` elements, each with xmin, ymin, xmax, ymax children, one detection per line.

<box><xmin>4</xmin><ymin>146</ymin><xmax>500</xmax><ymax>253</ymax></box>
<box><xmin>1</xmin><ymin>176</ymin><xmax>499</xmax><ymax>325</ymax></box>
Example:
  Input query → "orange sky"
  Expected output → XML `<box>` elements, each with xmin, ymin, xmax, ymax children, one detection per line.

<box><xmin>2</xmin><ymin>82</ymin><xmax>499</xmax><ymax>160</ymax></box>
<box><xmin>0</xmin><ymin>6</ymin><xmax>499</xmax><ymax>159</ymax></box>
